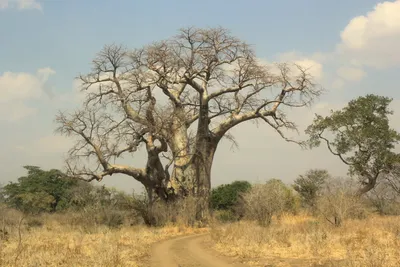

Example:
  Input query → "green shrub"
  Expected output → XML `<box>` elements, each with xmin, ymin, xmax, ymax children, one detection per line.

<box><xmin>293</xmin><ymin>169</ymin><xmax>330</xmax><ymax>212</ymax></box>
<box><xmin>210</xmin><ymin>180</ymin><xmax>251</xmax><ymax>221</ymax></box>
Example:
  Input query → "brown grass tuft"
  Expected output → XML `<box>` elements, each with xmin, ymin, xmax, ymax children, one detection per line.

<box><xmin>0</xmin><ymin>212</ymin><xmax>208</xmax><ymax>267</ymax></box>
<box><xmin>210</xmin><ymin>213</ymin><xmax>400</xmax><ymax>267</ymax></box>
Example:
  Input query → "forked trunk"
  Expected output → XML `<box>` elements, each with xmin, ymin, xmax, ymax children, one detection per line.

<box><xmin>143</xmin><ymin>148</ymin><xmax>215</xmax><ymax>226</ymax></box>
<box><xmin>145</xmin><ymin>101</ymin><xmax>218</xmax><ymax>224</ymax></box>
<box><xmin>168</xmin><ymin>137</ymin><xmax>217</xmax><ymax>223</ymax></box>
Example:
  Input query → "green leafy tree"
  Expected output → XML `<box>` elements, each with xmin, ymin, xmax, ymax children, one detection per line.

<box><xmin>211</xmin><ymin>180</ymin><xmax>251</xmax><ymax>210</ymax></box>
<box><xmin>306</xmin><ymin>94</ymin><xmax>400</xmax><ymax>195</ymax></box>
<box><xmin>293</xmin><ymin>169</ymin><xmax>330</xmax><ymax>210</ymax></box>
<box><xmin>2</xmin><ymin>166</ymin><xmax>77</xmax><ymax>213</ymax></box>
<box><xmin>211</xmin><ymin>181</ymin><xmax>251</xmax><ymax>221</ymax></box>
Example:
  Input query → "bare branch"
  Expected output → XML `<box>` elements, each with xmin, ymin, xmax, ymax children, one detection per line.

<box><xmin>56</xmin><ymin>27</ymin><xmax>323</xmax><ymax>204</ymax></box>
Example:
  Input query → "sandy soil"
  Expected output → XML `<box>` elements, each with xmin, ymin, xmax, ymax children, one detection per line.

<box><xmin>149</xmin><ymin>233</ymin><xmax>249</xmax><ymax>267</ymax></box>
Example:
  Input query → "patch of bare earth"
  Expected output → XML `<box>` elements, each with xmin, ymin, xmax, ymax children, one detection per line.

<box><xmin>148</xmin><ymin>233</ymin><xmax>248</xmax><ymax>267</ymax></box>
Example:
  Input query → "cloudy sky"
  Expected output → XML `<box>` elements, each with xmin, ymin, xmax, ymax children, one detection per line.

<box><xmin>1</xmin><ymin>0</ymin><xmax>400</xmax><ymax>192</ymax></box>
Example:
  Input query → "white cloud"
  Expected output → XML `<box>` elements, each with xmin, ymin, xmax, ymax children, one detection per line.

<box><xmin>55</xmin><ymin>78</ymin><xmax>99</xmax><ymax>108</ymax></box>
<box><xmin>0</xmin><ymin>101</ymin><xmax>37</xmax><ymax>121</ymax></box>
<box><xmin>0</xmin><ymin>68</ymin><xmax>55</xmax><ymax>121</ymax></box>
<box><xmin>331</xmin><ymin>78</ymin><xmax>345</xmax><ymax>90</ymax></box>
<box><xmin>336</xmin><ymin>66</ymin><xmax>366</xmax><ymax>82</ymax></box>
<box><xmin>17</xmin><ymin>0</ymin><xmax>41</xmax><ymax>10</ymax></box>
<box><xmin>0</xmin><ymin>0</ymin><xmax>41</xmax><ymax>10</ymax></box>
<box><xmin>0</xmin><ymin>0</ymin><xmax>8</xmax><ymax>9</ymax></box>
<box><xmin>337</xmin><ymin>0</ymin><xmax>400</xmax><ymax>68</ymax></box>
<box><xmin>37</xmin><ymin>67</ymin><xmax>56</xmax><ymax>81</ymax></box>
<box><xmin>276</xmin><ymin>52</ymin><xmax>324</xmax><ymax>81</ymax></box>
<box><xmin>294</xmin><ymin>58</ymin><xmax>323</xmax><ymax>80</ymax></box>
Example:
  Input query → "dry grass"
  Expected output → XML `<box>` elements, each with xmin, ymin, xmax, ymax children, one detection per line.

<box><xmin>0</xmin><ymin>212</ymin><xmax>208</xmax><ymax>267</ymax></box>
<box><xmin>2</xmin><ymin>208</ymin><xmax>399</xmax><ymax>267</ymax></box>
<box><xmin>210</xmin><ymin>213</ymin><xmax>400</xmax><ymax>267</ymax></box>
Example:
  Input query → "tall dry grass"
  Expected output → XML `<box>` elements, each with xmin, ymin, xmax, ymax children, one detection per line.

<box><xmin>0</xmin><ymin>210</ymin><xmax>207</xmax><ymax>267</ymax></box>
<box><xmin>210</xmin><ymin>213</ymin><xmax>400</xmax><ymax>267</ymax></box>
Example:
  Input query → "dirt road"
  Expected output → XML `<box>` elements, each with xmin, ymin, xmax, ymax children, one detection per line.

<box><xmin>149</xmin><ymin>233</ymin><xmax>249</xmax><ymax>267</ymax></box>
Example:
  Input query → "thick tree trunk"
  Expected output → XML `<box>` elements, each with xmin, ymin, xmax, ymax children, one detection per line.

<box><xmin>142</xmin><ymin>145</ymin><xmax>215</xmax><ymax>226</ymax></box>
<box><xmin>166</xmin><ymin>137</ymin><xmax>217</xmax><ymax>223</ymax></box>
<box><xmin>191</xmin><ymin>141</ymin><xmax>216</xmax><ymax>223</ymax></box>
<box><xmin>143</xmin><ymin>100</ymin><xmax>218</xmax><ymax>224</ymax></box>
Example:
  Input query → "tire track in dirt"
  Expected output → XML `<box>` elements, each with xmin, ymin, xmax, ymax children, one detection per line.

<box><xmin>149</xmin><ymin>233</ymin><xmax>249</xmax><ymax>267</ymax></box>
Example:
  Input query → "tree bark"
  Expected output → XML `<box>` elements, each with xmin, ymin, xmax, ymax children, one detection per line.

<box><xmin>163</xmin><ymin>97</ymin><xmax>218</xmax><ymax>222</ymax></box>
<box><xmin>58</xmin><ymin>29</ymin><xmax>322</xmax><ymax>225</ymax></box>
<box><xmin>357</xmin><ymin>177</ymin><xmax>378</xmax><ymax>196</ymax></box>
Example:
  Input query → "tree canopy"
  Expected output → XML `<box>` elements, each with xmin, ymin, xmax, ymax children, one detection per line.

<box><xmin>293</xmin><ymin>169</ymin><xmax>330</xmax><ymax>209</ymax></box>
<box><xmin>306</xmin><ymin>94</ymin><xmax>400</xmax><ymax>195</ymax></box>
<box><xmin>210</xmin><ymin>180</ymin><xmax>251</xmax><ymax>210</ymax></box>
<box><xmin>2</xmin><ymin>166</ymin><xmax>77</xmax><ymax>213</ymax></box>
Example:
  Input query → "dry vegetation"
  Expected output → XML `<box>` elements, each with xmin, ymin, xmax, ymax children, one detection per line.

<box><xmin>1</xmin><ymin>206</ymin><xmax>400</xmax><ymax>267</ymax></box>
<box><xmin>0</xmin><ymin>207</ymin><xmax>207</xmax><ymax>267</ymax></box>
<box><xmin>1</xmin><ymin>170</ymin><xmax>399</xmax><ymax>267</ymax></box>
<box><xmin>210</xmin><ymin>213</ymin><xmax>400</xmax><ymax>267</ymax></box>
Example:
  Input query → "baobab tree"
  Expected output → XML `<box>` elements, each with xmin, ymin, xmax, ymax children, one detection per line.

<box><xmin>56</xmin><ymin>27</ymin><xmax>322</xmax><ymax>220</ymax></box>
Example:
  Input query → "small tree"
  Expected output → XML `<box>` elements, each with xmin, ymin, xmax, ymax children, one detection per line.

<box><xmin>306</xmin><ymin>94</ymin><xmax>400</xmax><ymax>195</ymax></box>
<box><xmin>241</xmin><ymin>179</ymin><xmax>293</xmax><ymax>226</ymax></box>
<box><xmin>210</xmin><ymin>180</ymin><xmax>251</xmax><ymax>222</ymax></box>
<box><xmin>211</xmin><ymin>181</ymin><xmax>250</xmax><ymax>207</ymax></box>
<box><xmin>2</xmin><ymin>166</ymin><xmax>77</xmax><ymax>214</ymax></box>
<box><xmin>316</xmin><ymin>178</ymin><xmax>365</xmax><ymax>227</ymax></box>
<box><xmin>68</xmin><ymin>184</ymin><xmax>137</xmax><ymax>228</ymax></box>
<box><xmin>293</xmin><ymin>169</ymin><xmax>330</xmax><ymax>211</ymax></box>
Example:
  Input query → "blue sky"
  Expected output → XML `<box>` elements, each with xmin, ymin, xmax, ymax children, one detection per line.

<box><xmin>1</xmin><ymin>0</ymin><xmax>400</xmax><ymax>192</ymax></box>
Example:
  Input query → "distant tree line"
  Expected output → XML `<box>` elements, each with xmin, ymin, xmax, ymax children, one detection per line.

<box><xmin>211</xmin><ymin>168</ymin><xmax>400</xmax><ymax>227</ymax></box>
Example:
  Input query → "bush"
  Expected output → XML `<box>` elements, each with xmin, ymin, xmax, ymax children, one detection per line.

<box><xmin>293</xmin><ymin>169</ymin><xmax>330</xmax><ymax>213</ymax></box>
<box><xmin>26</xmin><ymin>217</ymin><xmax>44</xmax><ymax>229</ymax></box>
<box><xmin>0</xmin><ymin>204</ymin><xmax>24</xmax><ymax>240</ymax></box>
<box><xmin>131</xmin><ymin>192</ymin><xmax>207</xmax><ymax>227</ymax></box>
<box><xmin>97</xmin><ymin>209</ymin><xmax>125</xmax><ymax>229</ymax></box>
<box><xmin>211</xmin><ymin>181</ymin><xmax>251</xmax><ymax>211</ymax></box>
<box><xmin>63</xmin><ymin>185</ymin><xmax>141</xmax><ymax>229</ymax></box>
<box><xmin>366</xmin><ymin>181</ymin><xmax>400</xmax><ymax>215</ymax></box>
<box><xmin>241</xmin><ymin>179</ymin><xmax>294</xmax><ymax>227</ymax></box>
<box><xmin>316</xmin><ymin>178</ymin><xmax>367</xmax><ymax>226</ymax></box>
<box><xmin>214</xmin><ymin>210</ymin><xmax>237</xmax><ymax>223</ymax></box>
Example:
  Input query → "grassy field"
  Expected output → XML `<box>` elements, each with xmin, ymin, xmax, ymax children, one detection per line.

<box><xmin>0</xmin><ymin>211</ymin><xmax>207</xmax><ymax>267</ymax></box>
<box><xmin>210</xmin><ymin>214</ymin><xmax>400</xmax><ymax>266</ymax></box>
<box><xmin>1</xmin><ymin>208</ymin><xmax>399</xmax><ymax>267</ymax></box>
